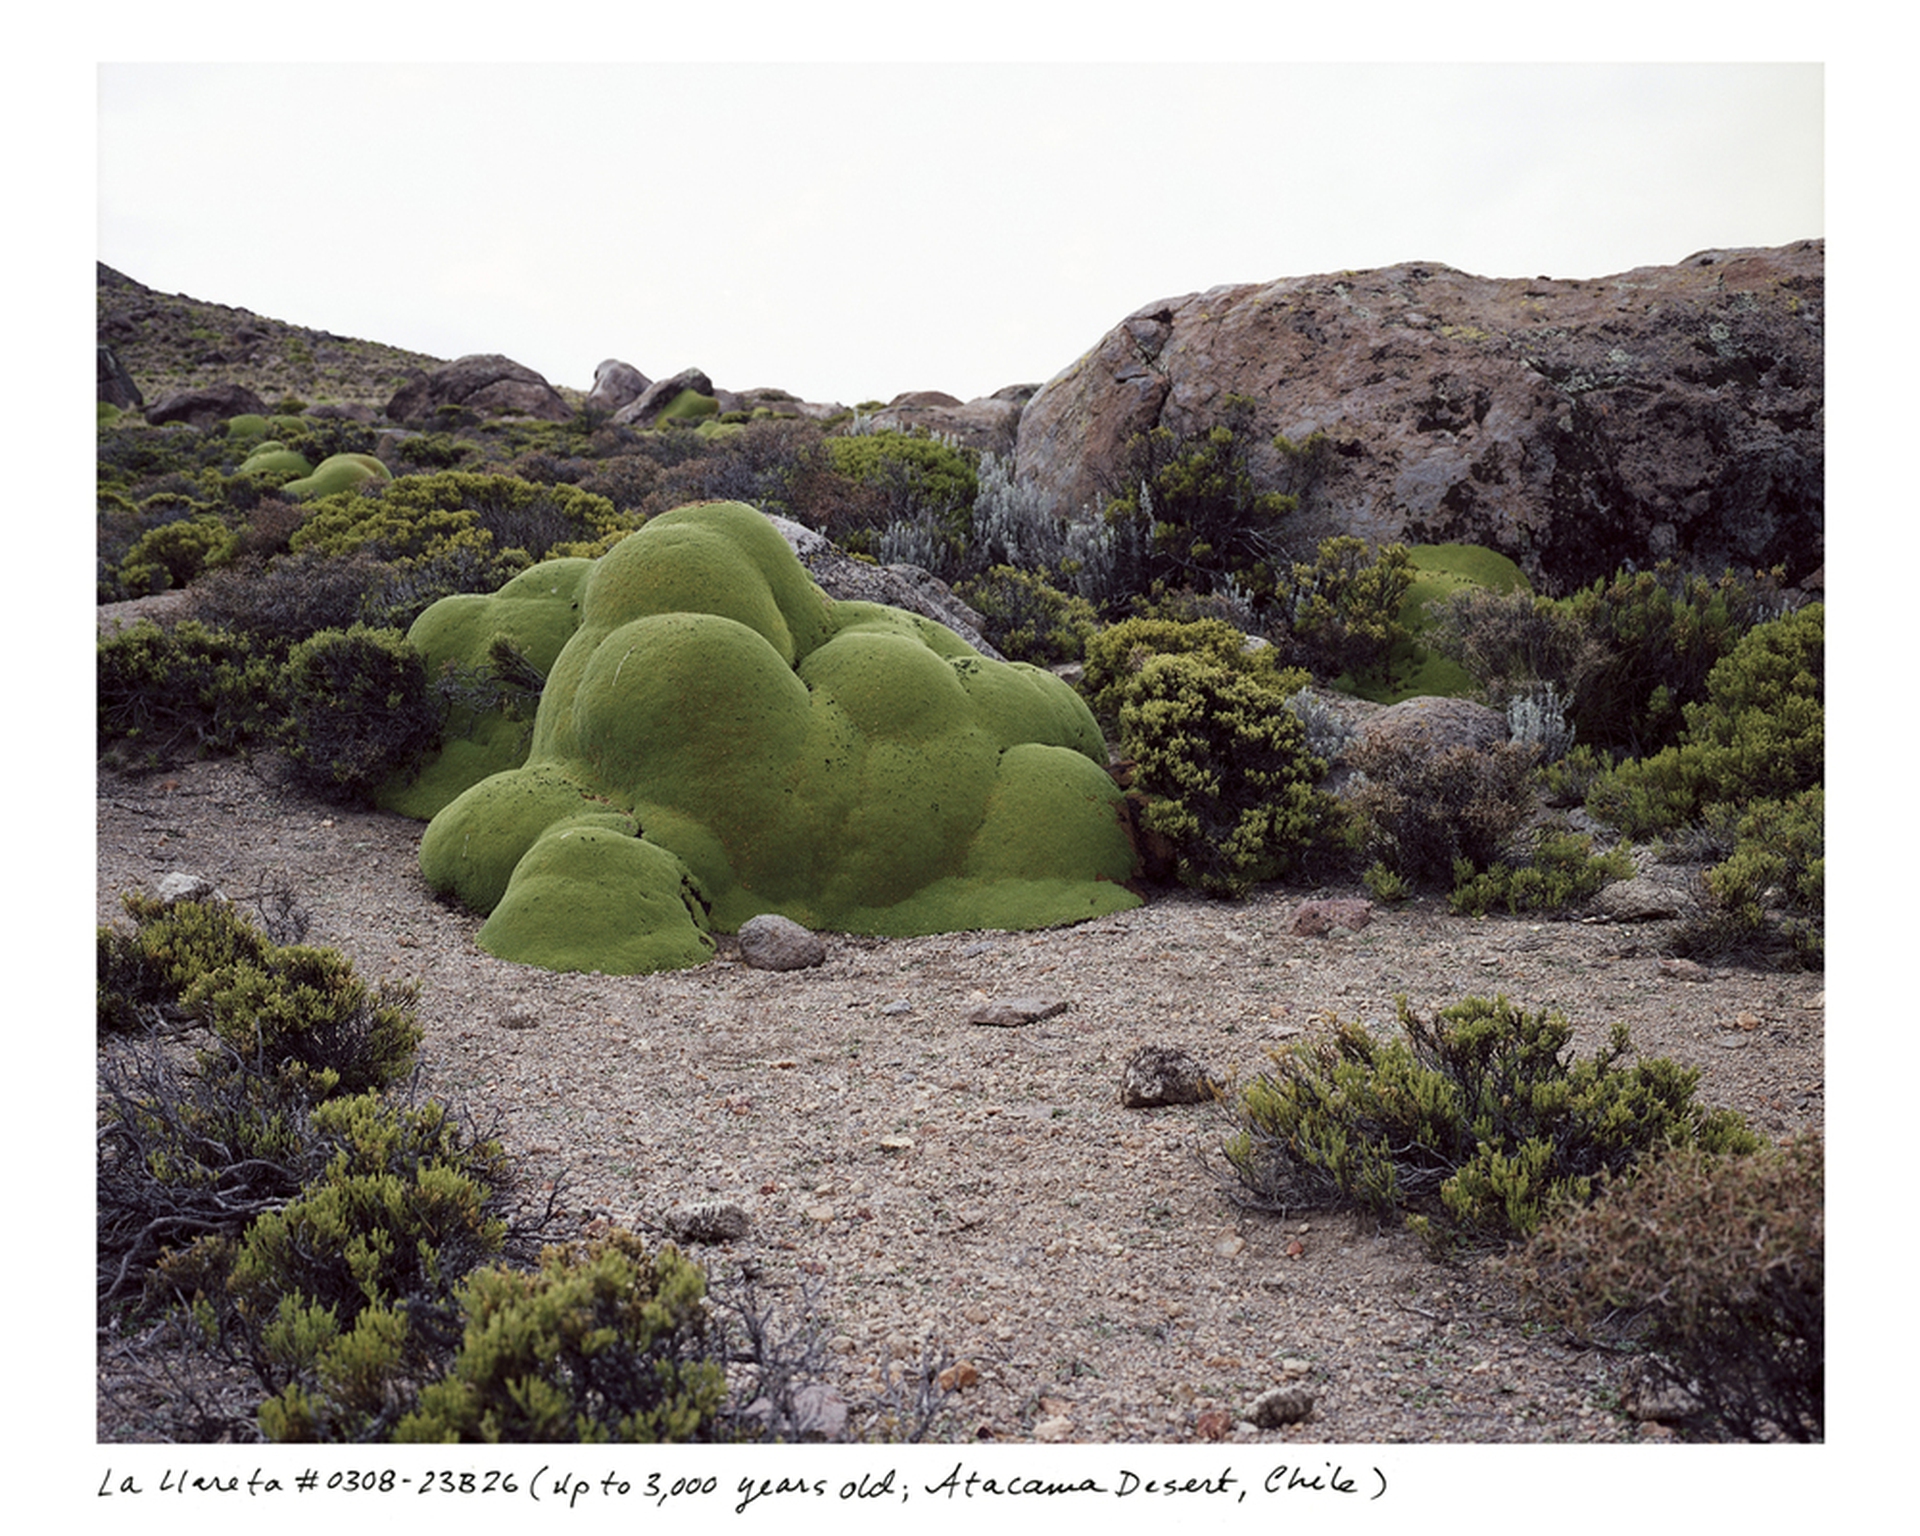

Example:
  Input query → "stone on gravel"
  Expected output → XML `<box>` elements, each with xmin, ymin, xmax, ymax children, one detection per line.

<box><xmin>662</xmin><ymin>1200</ymin><xmax>751</xmax><ymax>1243</ymax></box>
<box><xmin>1290</xmin><ymin>898</ymin><xmax>1374</xmax><ymax>937</ymax></box>
<box><xmin>154</xmin><ymin>871</ymin><xmax>222</xmax><ymax>906</ymax></box>
<box><xmin>1591</xmin><ymin>878</ymin><xmax>1687</xmax><ymax>921</ymax></box>
<box><xmin>966</xmin><ymin>995</ymin><xmax>1069</xmax><ymax>1027</ymax></box>
<box><xmin>1120</xmin><ymin>1045</ymin><xmax>1219</xmax><ymax>1107</ymax></box>
<box><xmin>1247</xmin><ymin>1384</ymin><xmax>1316</xmax><ymax>1428</ymax></box>
<box><xmin>738</xmin><ymin>914</ymin><xmax>828</xmax><ymax>971</ymax></box>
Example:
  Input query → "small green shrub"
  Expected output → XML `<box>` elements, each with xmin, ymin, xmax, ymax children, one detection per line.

<box><xmin>955</xmin><ymin>565</ymin><xmax>1100</xmax><ymax>666</ymax></box>
<box><xmin>1447</xmin><ymin>830</ymin><xmax>1634</xmax><ymax>917</ymax></box>
<box><xmin>1277</xmin><ymin>536</ymin><xmax>1415</xmax><ymax>684</ymax></box>
<box><xmin>1224</xmin><ymin>994</ymin><xmax>1760</xmax><ymax>1255</ymax></box>
<box><xmin>282</xmin><ymin>625</ymin><xmax>441</xmax><ymax>802</ymax></box>
<box><xmin>97</xmin><ymin>891</ymin><xmax>273</xmax><ymax>1034</ymax></box>
<box><xmin>115</xmin><ymin>514</ymin><xmax>239</xmax><ymax>596</ymax></box>
<box><xmin>1587</xmin><ymin>604</ymin><xmax>1823</xmax><ymax>839</ymax></box>
<box><xmin>392</xmin><ymin>1230</ymin><xmax>726</xmax><ymax>1443</ymax></box>
<box><xmin>1504</xmin><ymin>1133</ymin><xmax>1822</xmax><ymax>1441</ymax></box>
<box><xmin>1080</xmin><ymin>615</ymin><xmax>1280</xmax><ymax>726</ymax></box>
<box><xmin>1340</xmin><ymin>738</ymin><xmax>1538</xmax><ymax>889</ymax></box>
<box><xmin>97</xmin><ymin>619</ymin><xmax>281</xmax><ymax>768</ymax></box>
<box><xmin>1094</xmin><ymin>398</ymin><xmax>1295</xmax><ymax>614</ymax></box>
<box><xmin>1115</xmin><ymin>651</ymin><xmax>1330</xmax><ymax>897</ymax></box>
<box><xmin>290</xmin><ymin>470</ymin><xmax>624</xmax><ymax>565</ymax></box>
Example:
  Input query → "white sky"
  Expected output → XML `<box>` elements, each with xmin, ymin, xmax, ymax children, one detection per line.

<box><xmin>96</xmin><ymin>56</ymin><xmax>1823</xmax><ymax>406</ymax></box>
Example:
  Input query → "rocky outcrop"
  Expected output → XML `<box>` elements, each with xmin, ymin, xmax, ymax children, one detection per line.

<box><xmin>763</xmin><ymin>513</ymin><xmax>1006</xmax><ymax>660</ymax></box>
<box><xmin>613</xmin><ymin>367</ymin><xmax>716</xmax><ymax>427</ymax></box>
<box><xmin>385</xmin><ymin>353</ymin><xmax>572</xmax><ymax>424</ymax></box>
<box><xmin>866</xmin><ymin>384</ymin><xmax>1036</xmax><ymax>451</ymax></box>
<box><xmin>98</xmin><ymin>345</ymin><xmax>143</xmax><ymax>410</ymax></box>
<box><xmin>1014</xmin><ymin>242</ymin><xmax>1823</xmax><ymax>592</ymax></box>
<box><xmin>585</xmin><ymin>358</ymin><xmax>650</xmax><ymax>415</ymax></box>
<box><xmin>144</xmin><ymin>382</ymin><xmax>267</xmax><ymax>427</ymax></box>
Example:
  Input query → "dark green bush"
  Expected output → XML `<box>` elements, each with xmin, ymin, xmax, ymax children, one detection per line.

<box><xmin>954</xmin><ymin>565</ymin><xmax>1100</xmax><ymax>666</ymax></box>
<box><xmin>289</xmin><ymin>470</ymin><xmax>624</xmax><ymax>564</ymax></box>
<box><xmin>1447</xmin><ymin>830</ymin><xmax>1635</xmax><ymax>917</ymax></box>
<box><xmin>281</xmin><ymin>625</ymin><xmax>440</xmax><ymax>802</ymax></box>
<box><xmin>1114</xmin><ymin>650</ymin><xmax>1331</xmax><ymax>897</ymax></box>
<box><xmin>1504</xmin><ymin>1133</ymin><xmax>1822</xmax><ymax>1441</ymax></box>
<box><xmin>1223</xmin><ymin>994</ymin><xmax>1760</xmax><ymax>1255</ymax></box>
<box><xmin>97</xmin><ymin>619</ymin><xmax>281</xmax><ymax>768</ymax></box>
<box><xmin>1586</xmin><ymin>604</ymin><xmax>1823</xmax><ymax>839</ymax></box>
<box><xmin>1340</xmin><ymin>738</ymin><xmax>1539</xmax><ymax>889</ymax></box>
<box><xmin>1423</xmin><ymin>583</ymin><xmax>1603</xmax><ymax>712</ymax></box>
<box><xmin>115</xmin><ymin>514</ymin><xmax>239</xmax><ymax>596</ymax></box>
<box><xmin>1094</xmin><ymin>397</ymin><xmax>1296</xmax><ymax>615</ymax></box>
<box><xmin>1556</xmin><ymin>564</ymin><xmax>1791</xmax><ymax>756</ymax></box>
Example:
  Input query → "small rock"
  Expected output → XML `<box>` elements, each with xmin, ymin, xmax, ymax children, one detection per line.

<box><xmin>737</xmin><ymin>914</ymin><xmax>827</xmax><ymax>971</ymax></box>
<box><xmin>1247</xmin><ymin>1384</ymin><xmax>1315</xmax><ymax>1428</ymax></box>
<box><xmin>1290</xmin><ymin>898</ymin><xmax>1373</xmax><ymax>937</ymax></box>
<box><xmin>1658</xmin><ymin>957</ymin><xmax>1711</xmax><ymax>981</ymax></box>
<box><xmin>741</xmin><ymin>1382</ymin><xmax>848</xmax><ymax>1439</ymax></box>
<box><xmin>1033</xmin><ymin>1414</ymin><xmax>1074</xmax><ymax>1442</ymax></box>
<box><xmin>1120</xmin><ymin>1045</ymin><xmax>1220</xmax><ymax>1107</ymax></box>
<box><xmin>154</xmin><ymin>871</ymin><xmax>221</xmax><ymax>905</ymax></box>
<box><xmin>966</xmin><ymin>995</ymin><xmax>1068</xmax><ymax>1027</ymax></box>
<box><xmin>937</xmin><ymin>1361</ymin><xmax>981</xmax><ymax>1392</ymax></box>
<box><xmin>662</xmin><ymin>1201</ymin><xmax>751</xmax><ymax>1243</ymax></box>
<box><xmin>1591</xmin><ymin>878</ymin><xmax>1686</xmax><ymax>922</ymax></box>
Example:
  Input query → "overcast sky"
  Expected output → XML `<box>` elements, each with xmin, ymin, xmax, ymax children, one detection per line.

<box><xmin>96</xmin><ymin>59</ymin><xmax>1822</xmax><ymax>407</ymax></box>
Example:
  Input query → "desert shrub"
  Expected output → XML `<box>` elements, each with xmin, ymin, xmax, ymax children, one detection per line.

<box><xmin>968</xmin><ymin>451</ymin><xmax>1068</xmax><ymax>573</ymax></box>
<box><xmin>1586</xmin><ymin>604</ymin><xmax>1823</xmax><ymax>839</ymax></box>
<box><xmin>182</xmin><ymin>944</ymin><xmax>423</xmax><ymax>1098</ymax></box>
<box><xmin>392</xmin><ymin>432</ymin><xmax>477</xmax><ymax>470</ymax></box>
<box><xmin>1505</xmin><ymin>681</ymin><xmax>1577</xmax><ymax>761</ymax></box>
<box><xmin>1447</xmin><ymin>830</ymin><xmax>1635</xmax><ymax>917</ymax></box>
<box><xmin>1556</xmin><ymin>564</ymin><xmax>1792</xmax><ymax>756</ymax></box>
<box><xmin>1669</xmin><ymin>789</ymin><xmax>1825</xmax><ymax>969</ymax></box>
<box><xmin>1223</xmin><ymin>994</ymin><xmax>1761</xmax><ymax>1255</ymax></box>
<box><xmin>1093</xmin><ymin>397</ymin><xmax>1296</xmax><ymax>615</ymax></box>
<box><xmin>1276</xmin><ymin>536</ymin><xmax>1415</xmax><ymax>683</ymax></box>
<box><xmin>115</xmin><ymin>513</ymin><xmax>239</xmax><ymax>596</ymax></box>
<box><xmin>281</xmin><ymin>625</ymin><xmax>440</xmax><ymax>803</ymax></box>
<box><xmin>1504</xmin><ymin>1133</ymin><xmax>1822</xmax><ymax>1441</ymax></box>
<box><xmin>390</xmin><ymin>1230</ymin><xmax>726</xmax><ymax>1444</ymax></box>
<box><xmin>97</xmin><ymin>892</ymin><xmax>274</xmax><ymax>1034</ymax></box>
<box><xmin>1080</xmin><ymin>615</ymin><xmax>1279</xmax><ymax>725</ymax></box>
<box><xmin>1341</xmin><ymin>737</ymin><xmax>1539</xmax><ymax>889</ymax></box>
<box><xmin>955</xmin><ymin>566</ymin><xmax>1100</xmax><ymax>666</ymax></box>
<box><xmin>290</xmin><ymin>470</ymin><xmax>624</xmax><ymax>565</ymax></box>
<box><xmin>1114</xmin><ymin>651</ymin><xmax>1331</xmax><ymax>897</ymax></box>
<box><xmin>1424</xmin><ymin>584</ymin><xmax>1602</xmax><ymax>712</ymax></box>
<box><xmin>97</xmin><ymin>619</ymin><xmax>281</xmax><ymax>768</ymax></box>
<box><xmin>189</xmin><ymin>548</ymin><xmax>389</xmax><ymax>657</ymax></box>
<box><xmin>791</xmin><ymin>430</ymin><xmax>978</xmax><ymax>560</ymax></box>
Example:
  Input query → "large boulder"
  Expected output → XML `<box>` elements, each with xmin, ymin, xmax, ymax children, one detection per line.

<box><xmin>585</xmin><ymin>358</ymin><xmax>650</xmax><ymax>415</ymax></box>
<box><xmin>1014</xmin><ymin>242</ymin><xmax>1823</xmax><ymax>593</ymax></box>
<box><xmin>145</xmin><ymin>382</ymin><xmax>267</xmax><ymax>427</ymax></box>
<box><xmin>386</xmin><ymin>353</ymin><xmax>573</xmax><ymax>424</ymax></box>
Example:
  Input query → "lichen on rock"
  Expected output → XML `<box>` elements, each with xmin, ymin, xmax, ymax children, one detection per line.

<box><xmin>412</xmin><ymin>501</ymin><xmax>1140</xmax><ymax>973</ymax></box>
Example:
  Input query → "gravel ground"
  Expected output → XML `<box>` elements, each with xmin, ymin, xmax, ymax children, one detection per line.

<box><xmin>96</xmin><ymin>756</ymin><xmax>1824</xmax><ymax>1445</ymax></box>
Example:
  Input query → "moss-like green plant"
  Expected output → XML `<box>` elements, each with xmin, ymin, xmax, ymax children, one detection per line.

<box><xmin>281</xmin><ymin>452</ymin><xmax>392</xmax><ymax>500</ymax></box>
<box><xmin>414</xmin><ymin>501</ymin><xmax>1139</xmax><ymax>972</ymax></box>
<box><xmin>1224</xmin><ymin>994</ymin><xmax>1760</xmax><ymax>1255</ymax></box>
<box><xmin>1341</xmin><ymin>544</ymin><xmax>1530</xmax><ymax>703</ymax></box>
<box><xmin>236</xmin><ymin>441</ymin><xmax>315</xmax><ymax>481</ymax></box>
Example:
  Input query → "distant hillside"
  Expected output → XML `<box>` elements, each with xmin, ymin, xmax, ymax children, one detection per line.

<box><xmin>96</xmin><ymin>264</ymin><xmax>459</xmax><ymax>412</ymax></box>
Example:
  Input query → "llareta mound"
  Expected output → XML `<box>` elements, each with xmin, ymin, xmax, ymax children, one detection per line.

<box><xmin>410</xmin><ymin>501</ymin><xmax>1140</xmax><ymax>973</ymax></box>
